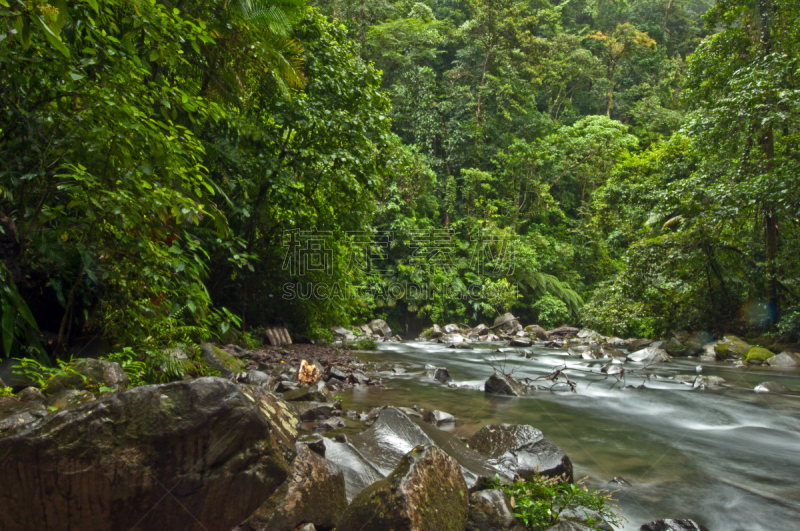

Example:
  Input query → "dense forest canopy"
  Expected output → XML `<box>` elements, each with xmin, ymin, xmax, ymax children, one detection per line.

<box><xmin>1</xmin><ymin>0</ymin><xmax>799</xmax><ymax>364</ymax></box>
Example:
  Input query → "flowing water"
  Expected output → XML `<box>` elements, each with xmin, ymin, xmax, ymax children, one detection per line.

<box><xmin>339</xmin><ymin>340</ymin><xmax>800</xmax><ymax>531</ymax></box>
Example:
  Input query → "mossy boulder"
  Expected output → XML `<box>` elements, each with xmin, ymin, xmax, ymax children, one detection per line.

<box><xmin>335</xmin><ymin>445</ymin><xmax>469</xmax><ymax>531</ymax></box>
<box><xmin>713</xmin><ymin>335</ymin><xmax>750</xmax><ymax>360</ymax></box>
<box><xmin>745</xmin><ymin>346</ymin><xmax>775</xmax><ymax>362</ymax></box>
<box><xmin>200</xmin><ymin>343</ymin><xmax>246</xmax><ymax>377</ymax></box>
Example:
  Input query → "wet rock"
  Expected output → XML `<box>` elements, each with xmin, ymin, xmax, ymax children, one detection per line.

<box><xmin>524</xmin><ymin>324</ymin><xmax>550</xmax><ymax>340</ymax></box>
<box><xmin>627</xmin><ymin>347</ymin><xmax>671</xmax><ymax>364</ymax></box>
<box><xmin>44</xmin><ymin>389</ymin><xmax>95</xmax><ymax>411</ymax></box>
<box><xmin>576</xmin><ymin>329</ymin><xmax>604</xmax><ymax>342</ymax></box>
<box><xmin>754</xmin><ymin>381</ymin><xmax>790</xmax><ymax>394</ymax></box>
<box><xmin>693</xmin><ymin>375</ymin><xmax>725</xmax><ymax>389</ymax></box>
<box><xmin>639</xmin><ymin>519</ymin><xmax>709</xmax><ymax>531</ymax></box>
<box><xmin>444</xmin><ymin>323</ymin><xmax>461</xmax><ymax>334</ymax></box>
<box><xmin>42</xmin><ymin>358</ymin><xmax>128</xmax><ymax>395</ymax></box>
<box><xmin>509</xmin><ymin>338</ymin><xmax>532</xmax><ymax>348</ymax></box>
<box><xmin>484</xmin><ymin>373</ymin><xmax>527</xmax><ymax>396</ymax></box>
<box><xmin>392</xmin><ymin>366</ymin><xmax>407</xmax><ymax>374</ymax></box>
<box><xmin>431</xmin><ymin>324</ymin><xmax>444</xmax><ymax>338</ymax></box>
<box><xmin>283</xmin><ymin>381</ymin><xmax>332</xmax><ymax>402</ymax></box>
<box><xmin>426</xmin><ymin>410</ymin><xmax>456</xmax><ymax>426</ymax></box>
<box><xmin>466</xmin><ymin>489</ymin><xmax>525</xmax><ymax>531</ymax></box>
<box><xmin>348</xmin><ymin>407</ymin><xmax>500</xmax><ymax>487</ymax></box>
<box><xmin>291</xmin><ymin>401</ymin><xmax>341</xmax><ymax>421</ymax></box>
<box><xmin>303</xmin><ymin>436</ymin><xmax>383</xmax><ymax>502</ymax></box>
<box><xmin>200</xmin><ymin>343</ymin><xmax>246</xmax><ymax>377</ymax></box>
<box><xmin>481</xmin><ymin>333</ymin><xmax>502</xmax><ymax>342</ymax></box>
<box><xmin>627</xmin><ymin>338</ymin><xmax>654</xmax><ymax>352</ymax></box>
<box><xmin>713</xmin><ymin>335</ymin><xmax>750</xmax><ymax>360</ymax></box>
<box><xmin>0</xmin><ymin>378</ymin><xmax>298</xmax><ymax>531</ymax></box>
<box><xmin>581</xmin><ymin>350</ymin><xmax>605</xmax><ymax>360</ymax></box>
<box><xmin>431</xmin><ymin>367</ymin><xmax>453</xmax><ymax>383</ymax></box>
<box><xmin>607</xmin><ymin>476</ymin><xmax>631</xmax><ymax>487</ymax></box>
<box><xmin>545</xmin><ymin>521</ymin><xmax>596</xmax><ymax>531</ymax></box>
<box><xmin>16</xmin><ymin>387</ymin><xmax>45</xmax><ymax>402</ymax></box>
<box><xmin>397</xmin><ymin>406</ymin><xmax>425</xmax><ymax>419</ymax></box>
<box><xmin>335</xmin><ymin>445</ymin><xmax>469</xmax><ymax>531</ymax></box>
<box><xmin>349</xmin><ymin>370</ymin><xmax>371</xmax><ymax>385</ymax></box>
<box><xmin>331</xmin><ymin>326</ymin><xmax>356</xmax><ymax>342</ymax></box>
<box><xmin>0</xmin><ymin>396</ymin><xmax>48</xmax><ymax>431</ymax></box>
<box><xmin>368</xmin><ymin>319</ymin><xmax>392</xmax><ymax>338</ymax></box>
<box><xmin>766</xmin><ymin>351</ymin><xmax>800</xmax><ymax>367</ymax></box>
<box><xmin>241</xmin><ymin>444</ymin><xmax>347</xmax><ymax>531</ymax></box>
<box><xmin>468</xmin><ymin>424</ymin><xmax>573</xmax><ymax>482</ymax></box>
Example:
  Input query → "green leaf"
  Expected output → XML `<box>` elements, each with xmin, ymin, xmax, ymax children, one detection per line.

<box><xmin>32</xmin><ymin>15</ymin><xmax>70</xmax><ymax>57</ymax></box>
<box><xmin>2</xmin><ymin>299</ymin><xmax>14</xmax><ymax>356</ymax></box>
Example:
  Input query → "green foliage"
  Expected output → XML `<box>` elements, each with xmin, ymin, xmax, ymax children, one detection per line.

<box><xmin>531</xmin><ymin>294</ymin><xmax>570</xmax><ymax>329</ymax></box>
<box><xmin>0</xmin><ymin>263</ymin><xmax>44</xmax><ymax>361</ymax></box>
<box><xmin>12</xmin><ymin>357</ymin><xmax>83</xmax><ymax>390</ymax></box>
<box><xmin>342</xmin><ymin>337</ymin><xmax>378</xmax><ymax>350</ymax></box>
<box><xmin>491</xmin><ymin>475</ymin><xmax>622</xmax><ymax>531</ymax></box>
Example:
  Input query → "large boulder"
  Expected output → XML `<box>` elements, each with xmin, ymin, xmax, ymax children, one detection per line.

<box><xmin>200</xmin><ymin>343</ymin><xmax>246</xmax><ymax>377</ymax></box>
<box><xmin>639</xmin><ymin>520</ymin><xmax>709</xmax><ymax>531</ymax></box>
<box><xmin>662</xmin><ymin>337</ymin><xmax>690</xmax><ymax>357</ymax></box>
<box><xmin>713</xmin><ymin>335</ymin><xmax>750</xmax><ymax>360</ymax></box>
<box><xmin>524</xmin><ymin>325</ymin><xmax>549</xmax><ymax>340</ymax></box>
<box><xmin>444</xmin><ymin>323</ymin><xmax>461</xmax><ymax>334</ymax></box>
<box><xmin>335</xmin><ymin>445</ymin><xmax>469</xmax><ymax>531</ymax></box>
<box><xmin>627</xmin><ymin>347</ymin><xmax>671</xmax><ymax>364</ymax></box>
<box><xmin>468</xmin><ymin>424</ymin><xmax>573</xmax><ymax>482</ymax></box>
<box><xmin>466</xmin><ymin>489</ymin><xmax>526</xmax><ymax>531</ymax></box>
<box><xmin>430</xmin><ymin>324</ymin><xmax>444</xmax><ymax>338</ymax></box>
<box><xmin>0</xmin><ymin>378</ymin><xmax>297</xmax><ymax>531</ymax></box>
<box><xmin>241</xmin><ymin>444</ymin><xmax>347</xmax><ymax>531</ymax></box>
<box><xmin>766</xmin><ymin>351</ymin><xmax>800</xmax><ymax>368</ymax></box>
<box><xmin>484</xmin><ymin>373</ymin><xmax>527</xmax><ymax>397</ymax></box>
<box><xmin>368</xmin><ymin>319</ymin><xmax>392</xmax><ymax>338</ymax></box>
<box><xmin>42</xmin><ymin>358</ymin><xmax>128</xmax><ymax>395</ymax></box>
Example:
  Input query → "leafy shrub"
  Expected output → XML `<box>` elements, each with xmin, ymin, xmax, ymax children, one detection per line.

<box><xmin>13</xmin><ymin>358</ymin><xmax>85</xmax><ymax>390</ymax></box>
<box><xmin>531</xmin><ymin>294</ymin><xmax>571</xmax><ymax>329</ymax></box>
<box><xmin>492</xmin><ymin>474</ymin><xmax>622</xmax><ymax>531</ymax></box>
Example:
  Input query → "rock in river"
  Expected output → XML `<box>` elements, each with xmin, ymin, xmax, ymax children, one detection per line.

<box><xmin>484</xmin><ymin>372</ymin><xmax>528</xmax><ymax>396</ymax></box>
<box><xmin>639</xmin><ymin>519</ymin><xmax>709</xmax><ymax>531</ymax></box>
<box><xmin>766</xmin><ymin>351</ymin><xmax>800</xmax><ymax>368</ymax></box>
<box><xmin>627</xmin><ymin>347</ymin><xmax>671</xmax><ymax>364</ymax></box>
<box><xmin>335</xmin><ymin>445</ymin><xmax>469</xmax><ymax>531</ymax></box>
<box><xmin>468</xmin><ymin>424</ymin><xmax>573</xmax><ymax>482</ymax></box>
<box><xmin>754</xmin><ymin>381</ymin><xmax>790</xmax><ymax>394</ymax></box>
<box><xmin>713</xmin><ymin>335</ymin><xmax>750</xmax><ymax>360</ymax></box>
<box><xmin>0</xmin><ymin>378</ymin><xmax>298</xmax><ymax>531</ymax></box>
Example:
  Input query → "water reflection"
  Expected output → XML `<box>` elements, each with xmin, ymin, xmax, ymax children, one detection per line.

<box><xmin>339</xmin><ymin>340</ymin><xmax>800</xmax><ymax>531</ymax></box>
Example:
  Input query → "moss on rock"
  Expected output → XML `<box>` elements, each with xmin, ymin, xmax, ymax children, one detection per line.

<box><xmin>713</xmin><ymin>335</ymin><xmax>750</xmax><ymax>360</ymax></box>
<box><xmin>745</xmin><ymin>346</ymin><xmax>775</xmax><ymax>362</ymax></box>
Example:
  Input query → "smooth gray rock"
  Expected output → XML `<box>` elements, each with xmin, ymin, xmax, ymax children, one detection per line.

<box><xmin>766</xmin><ymin>352</ymin><xmax>800</xmax><ymax>368</ymax></box>
<box><xmin>627</xmin><ymin>347</ymin><xmax>671</xmax><ymax>364</ymax></box>
<box><xmin>754</xmin><ymin>381</ymin><xmax>790</xmax><ymax>394</ymax></box>
<box><xmin>469</xmin><ymin>424</ymin><xmax>573</xmax><ymax>482</ymax></box>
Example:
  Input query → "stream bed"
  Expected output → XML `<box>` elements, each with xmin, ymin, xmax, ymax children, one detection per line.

<box><xmin>339</xmin><ymin>340</ymin><xmax>800</xmax><ymax>531</ymax></box>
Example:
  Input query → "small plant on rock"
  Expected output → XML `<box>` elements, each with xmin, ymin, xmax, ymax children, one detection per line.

<box><xmin>491</xmin><ymin>474</ymin><xmax>623</xmax><ymax>531</ymax></box>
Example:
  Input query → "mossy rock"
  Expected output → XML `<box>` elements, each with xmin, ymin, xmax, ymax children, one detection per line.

<box><xmin>200</xmin><ymin>344</ymin><xmax>245</xmax><ymax>378</ymax></box>
<box><xmin>713</xmin><ymin>335</ymin><xmax>750</xmax><ymax>360</ymax></box>
<box><xmin>745</xmin><ymin>346</ymin><xmax>775</xmax><ymax>362</ymax></box>
<box><xmin>42</xmin><ymin>359</ymin><xmax>128</xmax><ymax>396</ymax></box>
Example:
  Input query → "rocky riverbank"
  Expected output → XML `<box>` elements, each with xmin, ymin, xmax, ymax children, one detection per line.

<box><xmin>1</xmin><ymin>314</ymin><xmax>795</xmax><ymax>530</ymax></box>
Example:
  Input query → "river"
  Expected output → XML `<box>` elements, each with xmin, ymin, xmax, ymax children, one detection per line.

<box><xmin>339</xmin><ymin>340</ymin><xmax>800</xmax><ymax>531</ymax></box>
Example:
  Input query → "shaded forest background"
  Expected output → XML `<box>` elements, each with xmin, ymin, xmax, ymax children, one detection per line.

<box><xmin>1</xmin><ymin>0</ymin><xmax>799</xmax><ymax>363</ymax></box>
